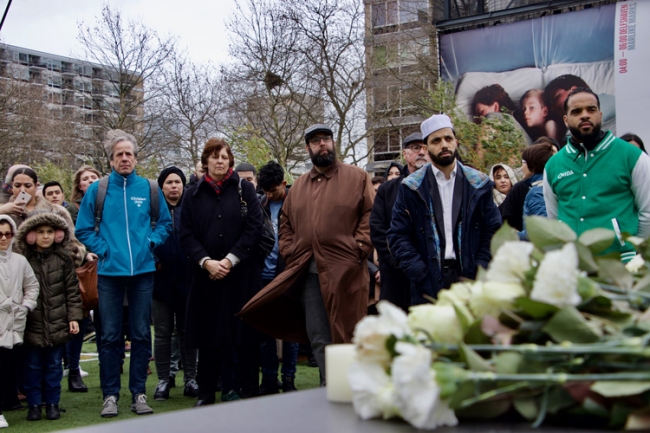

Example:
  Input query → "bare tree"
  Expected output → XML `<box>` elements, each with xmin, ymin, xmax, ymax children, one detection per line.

<box><xmin>75</xmin><ymin>4</ymin><xmax>176</xmax><ymax>171</ymax></box>
<box><xmin>223</xmin><ymin>0</ymin><xmax>320</xmax><ymax>174</ymax></box>
<box><xmin>0</xmin><ymin>64</ymin><xmax>66</xmax><ymax>171</ymax></box>
<box><xmin>158</xmin><ymin>55</ymin><xmax>223</xmax><ymax>169</ymax></box>
<box><xmin>281</xmin><ymin>0</ymin><xmax>369</xmax><ymax>165</ymax></box>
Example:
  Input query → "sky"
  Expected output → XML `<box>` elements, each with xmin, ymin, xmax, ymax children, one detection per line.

<box><xmin>0</xmin><ymin>0</ymin><xmax>237</xmax><ymax>65</ymax></box>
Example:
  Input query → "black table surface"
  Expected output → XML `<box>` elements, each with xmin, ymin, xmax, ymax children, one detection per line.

<box><xmin>62</xmin><ymin>388</ymin><xmax>610</xmax><ymax>433</ymax></box>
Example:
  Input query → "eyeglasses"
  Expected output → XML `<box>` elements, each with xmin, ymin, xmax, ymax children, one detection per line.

<box><xmin>405</xmin><ymin>144</ymin><xmax>427</xmax><ymax>151</ymax></box>
<box><xmin>0</xmin><ymin>232</ymin><xmax>13</xmax><ymax>239</ymax></box>
<box><xmin>308</xmin><ymin>136</ymin><xmax>333</xmax><ymax>146</ymax></box>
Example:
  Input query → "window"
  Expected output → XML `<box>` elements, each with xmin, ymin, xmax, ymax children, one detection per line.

<box><xmin>373</xmin><ymin>127</ymin><xmax>403</xmax><ymax>155</ymax></box>
<box><xmin>372</xmin><ymin>1</ymin><xmax>398</xmax><ymax>28</ymax></box>
<box><xmin>400</xmin><ymin>0</ymin><xmax>429</xmax><ymax>23</ymax></box>
<box><xmin>372</xmin><ymin>43</ymin><xmax>398</xmax><ymax>69</ymax></box>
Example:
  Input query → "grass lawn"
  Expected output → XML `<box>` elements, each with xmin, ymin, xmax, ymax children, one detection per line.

<box><xmin>3</xmin><ymin>341</ymin><xmax>321</xmax><ymax>432</ymax></box>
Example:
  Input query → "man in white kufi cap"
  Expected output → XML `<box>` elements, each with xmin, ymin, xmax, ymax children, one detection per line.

<box><xmin>387</xmin><ymin>114</ymin><xmax>502</xmax><ymax>305</ymax></box>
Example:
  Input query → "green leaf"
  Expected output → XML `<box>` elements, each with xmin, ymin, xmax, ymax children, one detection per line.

<box><xmin>633</xmin><ymin>273</ymin><xmax>650</xmax><ymax>293</ymax></box>
<box><xmin>581</xmin><ymin>397</ymin><xmax>610</xmax><ymax>418</ymax></box>
<box><xmin>591</xmin><ymin>381</ymin><xmax>650</xmax><ymax>397</ymax></box>
<box><xmin>452</xmin><ymin>302</ymin><xmax>474</xmax><ymax>333</ymax></box>
<box><xmin>575</xmin><ymin>242</ymin><xmax>599</xmax><ymax>274</ymax></box>
<box><xmin>454</xmin><ymin>400</ymin><xmax>511</xmax><ymax>419</ymax></box>
<box><xmin>546</xmin><ymin>386</ymin><xmax>577</xmax><ymax>415</ymax></box>
<box><xmin>597</xmin><ymin>258</ymin><xmax>634</xmax><ymax>290</ymax></box>
<box><xmin>490</xmin><ymin>223</ymin><xmax>520</xmax><ymax>257</ymax></box>
<box><xmin>577</xmin><ymin>295</ymin><xmax>632</xmax><ymax>326</ymax></box>
<box><xmin>514</xmin><ymin>297</ymin><xmax>560</xmax><ymax>319</ymax></box>
<box><xmin>459</xmin><ymin>343</ymin><xmax>492</xmax><ymax>372</ymax></box>
<box><xmin>525</xmin><ymin>216</ymin><xmax>577</xmax><ymax>251</ymax></box>
<box><xmin>577</xmin><ymin>276</ymin><xmax>600</xmax><ymax>299</ymax></box>
<box><xmin>513</xmin><ymin>396</ymin><xmax>538</xmax><ymax>421</ymax></box>
<box><xmin>494</xmin><ymin>352</ymin><xmax>522</xmax><ymax>374</ymax></box>
<box><xmin>464</xmin><ymin>319</ymin><xmax>491</xmax><ymax>345</ymax></box>
<box><xmin>578</xmin><ymin>228</ymin><xmax>616</xmax><ymax>254</ymax></box>
<box><xmin>542</xmin><ymin>307</ymin><xmax>601</xmax><ymax>343</ymax></box>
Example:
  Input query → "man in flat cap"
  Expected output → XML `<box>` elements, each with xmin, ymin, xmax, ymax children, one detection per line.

<box><xmin>239</xmin><ymin>123</ymin><xmax>373</xmax><ymax>383</ymax></box>
<box><xmin>370</xmin><ymin>132</ymin><xmax>430</xmax><ymax>311</ymax></box>
<box><xmin>388</xmin><ymin>114</ymin><xmax>501</xmax><ymax>305</ymax></box>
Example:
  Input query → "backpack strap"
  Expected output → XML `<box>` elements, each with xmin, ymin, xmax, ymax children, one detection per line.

<box><xmin>238</xmin><ymin>178</ymin><xmax>248</xmax><ymax>219</ymax></box>
<box><xmin>94</xmin><ymin>176</ymin><xmax>110</xmax><ymax>233</ymax></box>
<box><xmin>148</xmin><ymin>179</ymin><xmax>159</xmax><ymax>230</ymax></box>
<box><xmin>93</xmin><ymin>176</ymin><xmax>160</xmax><ymax>233</ymax></box>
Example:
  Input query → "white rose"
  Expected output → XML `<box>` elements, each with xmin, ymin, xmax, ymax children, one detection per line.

<box><xmin>353</xmin><ymin>301</ymin><xmax>411</xmax><ymax>367</ymax></box>
<box><xmin>349</xmin><ymin>361</ymin><xmax>399</xmax><ymax>420</ymax></box>
<box><xmin>485</xmin><ymin>241</ymin><xmax>534</xmax><ymax>283</ymax></box>
<box><xmin>391</xmin><ymin>342</ymin><xmax>458</xmax><ymax>430</ymax></box>
<box><xmin>625</xmin><ymin>254</ymin><xmax>645</xmax><ymax>274</ymax></box>
<box><xmin>407</xmin><ymin>304</ymin><xmax>464</xmax><ymax>344</ymax></box>
<box><xmin>530</xmin><ymin>243</ymin><xmax>581</xmax><ymax>308</ymax></box>
<box><xmin>438</xmin><ymin>282</ymin><xmax>473</xmax><ymax>305</ymax></box>
<box><xmin>468</xmin><ymin>281</ymin><xmax>526</xmax><ymax>319</ymax></box>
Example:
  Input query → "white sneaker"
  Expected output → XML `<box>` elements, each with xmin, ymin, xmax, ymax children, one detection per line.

<box><xmin>0</xmin><ymin>414</ymin><xmax>8</xmax><ymax>428</ymax></box>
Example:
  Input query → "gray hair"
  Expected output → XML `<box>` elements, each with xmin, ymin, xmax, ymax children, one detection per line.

<box><xmin>104</xmin><ymin>129</ymin><xmax>138</xmax><ymax>158</ymax></box>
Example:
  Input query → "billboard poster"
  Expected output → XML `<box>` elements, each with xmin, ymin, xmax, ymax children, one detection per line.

<box><xmin>615</xmin><ymin>0</ymin><xmax>650</xmax><ymax>144</ymax></box>
<box><xmin>439</xmin><ymin>4</ymin><xmax>617</xmax><ymax>145</ymax></box>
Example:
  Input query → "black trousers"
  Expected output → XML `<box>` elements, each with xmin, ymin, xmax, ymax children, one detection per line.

<box><xmin>0</xmin><ymin>348</ymin><xmax>13</xmax><ymax>414</ymax></box>
<box><xmin>442</xmin><ymin>260</ymin><xmax>460</xmax><ymax>289</ymax></box>
<box><xmin>197</xmin><ymin>344</ymin><xmax>260</xmax><ymax>400</ymax></box>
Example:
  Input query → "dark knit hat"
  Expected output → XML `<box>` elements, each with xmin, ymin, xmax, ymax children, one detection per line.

<box><xmin>157</xmin><ymin>166</ymin><xmax>186</xmax><ymax>189</ymax></box>
<box><xmin>235</xmin><ymin>163</ymin><xmax>257</xmax><ymax>175</ymax></box>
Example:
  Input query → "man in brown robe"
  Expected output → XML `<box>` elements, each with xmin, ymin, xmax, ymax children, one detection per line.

<box><xmin>239</xmin><ymin>123</ymin><xmax>373</xmax><ymax>382</ymax></box>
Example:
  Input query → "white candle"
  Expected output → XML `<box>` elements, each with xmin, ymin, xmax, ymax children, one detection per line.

<box><xmin>325</xmin><ymin>344</ymin><xmax>356</xmax><ymax>403</ymax></box>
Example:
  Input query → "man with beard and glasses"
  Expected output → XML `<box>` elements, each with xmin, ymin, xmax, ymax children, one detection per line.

<box><xmin>370</xmin><ymin>132</ymin><xmax>430</xmax><ymax>311</ymax></box>
<box><xmin>388</xmin><ymin>114</ymin><xmax>501</xmax><ymax>305</ymax></box>
<box><xmin>239</xmin><ymin>123</ymin><xmax>373</xmax><ymax>384</ymax></box>
<box><xmin>543</xmin><ymin>88</ymin><xmax>650</xmax><ymax>262</ymax></box>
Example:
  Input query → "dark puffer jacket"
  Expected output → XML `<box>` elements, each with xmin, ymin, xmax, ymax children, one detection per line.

<box><xmin>16</xmin><ymin>212</ymin><xmax>83</xmax><ymax>347</ymax></box>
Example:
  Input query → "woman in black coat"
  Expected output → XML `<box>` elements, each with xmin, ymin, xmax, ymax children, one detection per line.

<box><xmin>180</xmin><ymin>138</ymin><xmax>263</xmax><ymax>404</ymax></box>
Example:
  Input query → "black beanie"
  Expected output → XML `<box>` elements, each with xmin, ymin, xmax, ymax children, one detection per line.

<box><xmin>157</xmin><ymin>166</ymin><xmax>187</xmax><ymax>189</ymax></box>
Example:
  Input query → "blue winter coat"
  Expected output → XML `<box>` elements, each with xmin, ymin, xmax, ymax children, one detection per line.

<box><xmin>519</xmin><ymin>173</ymin><xmax>546</xmax><ymax>240</ymax></box>
<box><xmin>76</xmin><ymin>170</ymin><xmax>172</xmax><ymax>277</ymax></box>
<box><xmin>387</xmin><ymin>162</ymin><xmax>501</xmax><ymax>305</ymax></box>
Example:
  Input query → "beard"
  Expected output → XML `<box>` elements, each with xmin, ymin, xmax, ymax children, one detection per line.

<box><xmin>309</xmin><ymin>147</ymin><xmax>336</xmax><ymax>168</ymax></box>
<box><xmin>429</xmin><ymin>149</ymin><xmax>457</xmax><ymax>167</ymax></box>
<box><xmin>569</xmin><ymin>121</ymin><xmax>602</xmax><ymax>143</ymax></box>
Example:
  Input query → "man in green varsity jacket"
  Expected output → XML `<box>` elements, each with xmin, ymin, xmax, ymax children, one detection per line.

<box><xmin>543</xmin><ymin>87</ymin><xmax>650</xmax><ymax>261</ymax></box>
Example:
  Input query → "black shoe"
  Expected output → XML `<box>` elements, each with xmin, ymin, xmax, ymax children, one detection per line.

<box><xmin>3</xmin><ymin>402</ymin><xmax>23</xmax><ymax>411</ymax></box>
<box><xmin>168</xmin><ymin>376</ymin><xmax>176</xmax><ymax>388</ymax></box>
<box><xmin>282</xmin><ymin>375</ymin><xmax>297</xmax><ymax>392</ymax></box>
<box><xmin>45</xmin><ymin>404</ymin><xmax>60</xmax><ymax>420</ymax></box>
<box><xmin>307</xmin><ymin>353</ymin><xmax>318</xmax><ymax>368</ymax></box>
<box><xmin>259</xmin><ymin>377</ymin><xmax>279</xmax><ymax>396</ymax></box>
<box><xmin>183</xmin><ymin>379</ymin><xmax>199</xmax><ymax>398</ymax></box>
<box><xmin>27</xmin><ymin>405</ymin><xmax>41</xmax><ymax>421</ymax></box>
<box><xmin>194</xmin><ymin>397</ymin><xmax>215</xmax><ymax>407</ymax></box>
<box><xmin>154</xmin><ymin>380</ymin><xmax>170</xmax><ymax>401</ymax></box>
<box><xmin>68</xmin><ymin>369</ymin><xmax>89</xmax><ymax>393</ymax></box>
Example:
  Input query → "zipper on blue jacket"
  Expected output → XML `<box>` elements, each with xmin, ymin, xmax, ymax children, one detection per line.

<box><xmin>123</xmin><ymin>177</ymin><xmax>134</xmax><ymax>276</ymax></box>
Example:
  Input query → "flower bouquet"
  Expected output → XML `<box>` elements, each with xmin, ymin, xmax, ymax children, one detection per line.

<box><xmin>349</xmin><ymin>217</ymin><xmax>650</xmax><ymax>430</ymax></box>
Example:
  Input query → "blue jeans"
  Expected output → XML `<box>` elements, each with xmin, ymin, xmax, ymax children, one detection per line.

<box><xmin>23</xmin><ymin>345</ymin><xmax>64</xmax><ymax>406</ymax></box>
<box><xmin>97</xmin><ymin>273</ymin><xmax>153</xmax><ymax>400</ymax></box>
<box><xmin>261</xmin><ymin>338</ymin><xmax>299</xmax><ymax>379</ymax></box>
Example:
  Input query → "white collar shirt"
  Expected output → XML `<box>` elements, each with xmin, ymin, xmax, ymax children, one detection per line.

<box><xmin>431</xmin><ymin>163</ymin><xmax>457</xmax><ymax>260</ymax></box>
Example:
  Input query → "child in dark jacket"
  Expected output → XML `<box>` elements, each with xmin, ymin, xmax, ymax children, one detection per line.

<box><xmin>15</xmin><ymin>212</ymin><xmax>83</xmax><ymax>422</ymax></box>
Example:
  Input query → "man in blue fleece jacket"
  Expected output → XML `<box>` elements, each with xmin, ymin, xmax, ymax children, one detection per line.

<box><xmin>76</xmin><ymin>129</ymin><xmax>171</xmax><ymax>418</ymax></box>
